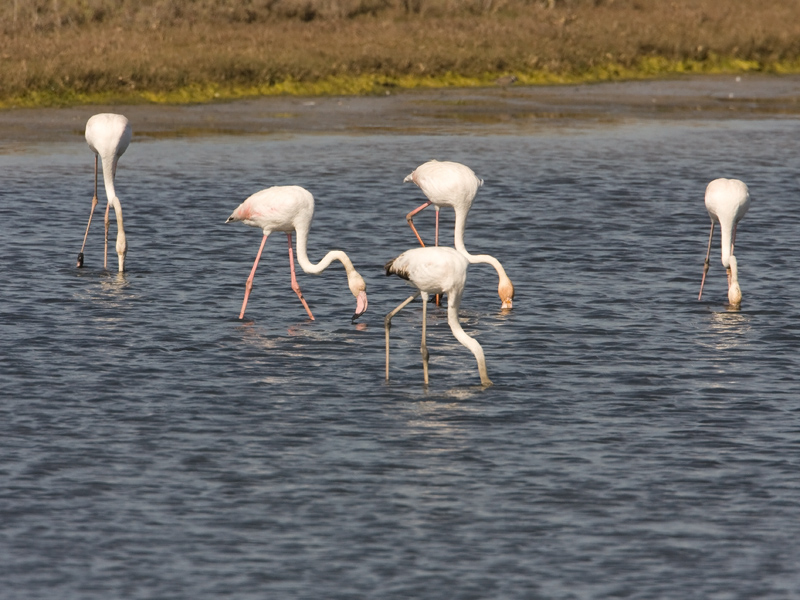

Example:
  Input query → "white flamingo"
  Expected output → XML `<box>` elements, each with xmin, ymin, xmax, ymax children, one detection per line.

<box><xmin>404</xmin><ymin>159</ymin><xmax>515</xmax><ymax>309</ymax></box>
<box><xmin>699</xmin><ymin>178</ymin><xmax>751</xmax><ymax>306</ymax></box>
<box><xmin>385</xmin><ymin>246</ymin><xmax>492</xmax><ymax>386</ymax></box>
<box><xmin>226</xmin><ymin>185</ymin><xmax>368</xmax><ymax>321</ymax></box>
<box><xmin>78</xmin><ymin>113</ymin><xmax>132</xmax><ymax>271</ymax></box>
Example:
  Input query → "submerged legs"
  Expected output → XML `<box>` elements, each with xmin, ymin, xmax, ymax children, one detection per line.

<box><xmin>384</xmin><ymin>292</ymin><xmax>421</xmax><ymax>381</ymax></box>
<box><xmin>698</xmin><ymin>221</ymin><xmax>715</xmax><ymax>300</ymax></box>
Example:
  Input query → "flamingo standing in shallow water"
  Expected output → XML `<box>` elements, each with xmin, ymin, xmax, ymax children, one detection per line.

<box><xmin>699</xmin><ymin>178</ymin><xmax>751</xmax><ymax>307</ymax></box>
<box><xmin>403</xmin><ymin>159</ymin><xmax>514</xmax><ymax>309</ymax></box>
<box><xmin>385</xmin><ymin>246</ymin><xmax>492</xmax><ymax>386</ymax></box>
<box><xmin>226</xmin><ymin>186</ymin><xmax>368</xmax><ymax>321</ymax></box>
<box><xmin>77</xmin><ymin>113</ymin><xmax>132</xmax><ymax>272</ymax></box>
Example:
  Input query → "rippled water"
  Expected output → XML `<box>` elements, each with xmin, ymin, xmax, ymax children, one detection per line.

<box><xmin>2</xmin><ymin>113</ymin><xmax>800</xmax><ymax>599</ymax></box>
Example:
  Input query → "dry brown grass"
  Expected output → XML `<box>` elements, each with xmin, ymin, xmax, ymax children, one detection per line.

<box><xmin>2</xmin><ymin>0</ymin><xmax>800</xmax><ymax>106</ymax></box>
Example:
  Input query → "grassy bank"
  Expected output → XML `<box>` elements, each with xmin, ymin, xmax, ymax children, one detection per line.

<box><xmin>2</xmin><ymin>0</ymin><xmax>800</xmax><ymax>108</ymax></box>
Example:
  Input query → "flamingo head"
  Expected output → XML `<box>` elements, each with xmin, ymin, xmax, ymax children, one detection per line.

<box><xmin>727</xmin><ymin>255</ymin><xmax>742</xmax><ymax>307</ymax></box>
<box><xmin>499</xmin><ymin>275</ymin><xmax>514</xmax><ymax>309</ymax></box>
<box><xmin>348</xmin><ymin>270</ymin><xmax>368</xmax><ymax>321</ymax></box>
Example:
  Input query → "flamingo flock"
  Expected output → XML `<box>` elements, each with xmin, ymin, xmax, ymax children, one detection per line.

<box><xmin>74</xmin><ymin>113</ymin><xmax>753</xmax><ymax>386</ymax></box>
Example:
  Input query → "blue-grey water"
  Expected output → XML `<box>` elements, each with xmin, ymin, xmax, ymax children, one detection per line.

<box><xmin>2</xmin><ymin>106</ymin><xmax>800</xmax><ymax>599</ymax></box>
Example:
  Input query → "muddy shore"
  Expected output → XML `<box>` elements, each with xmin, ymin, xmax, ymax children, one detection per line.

<box><xmin>2</xmin><ymin>74</ymin><xmax>799</xmax><ymax>145</ymax></box>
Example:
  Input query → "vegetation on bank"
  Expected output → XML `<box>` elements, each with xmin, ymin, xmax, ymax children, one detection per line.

<box><xmin>2</xmin><ymin>0</ymin><xmax>800</xmax><ymax>107</ymax></box>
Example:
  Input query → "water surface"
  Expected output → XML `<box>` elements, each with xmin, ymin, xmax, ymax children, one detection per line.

<box><xmin>1</xmin><ymin>111</ymin><xmax>800</xmax><ymax>599</ymax></box>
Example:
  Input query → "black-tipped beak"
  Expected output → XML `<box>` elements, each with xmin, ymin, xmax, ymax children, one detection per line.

<box><xmin>76</xmin><ymin>252</ymin><xmax>84</xmax><ymax>268</ymax></box>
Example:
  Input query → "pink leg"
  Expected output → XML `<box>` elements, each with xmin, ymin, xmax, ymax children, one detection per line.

<box><xmin>239</xmin><ymin>235</ymin><xmax>268</xmax><ymax>319</ymax></box>
<box><xmin>406</xmin><ymin>200</ymin><xmax>432</xmax><ymax>247</ymax></box>
<box><xmin>287</xmin><ymin>233</ymin><xmax>314</xmax><ymax>320</ymax></box>
<box><xmin>698</xmin><ymin>221</ymin><xmax>714</xmax><ymax>301</ymax></box>
<box><xmin>77</xmin><ymin>155</ymin><xmax>99</xmax><ymax>267</ymax></box>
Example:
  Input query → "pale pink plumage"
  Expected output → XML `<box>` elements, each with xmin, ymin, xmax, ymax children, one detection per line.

<box><xmin>403</xmin><ymin>159</ymin><xmax>514</xmax><ymax>309</ymax></box>
<box><xmin>385</xmin><ymin>246</ymin><xmax>492</xmax><ymax>386</ymax></box>
<box><xmin>226</xmin><ymin>185</ymin><xmax>368</xmax><ymax>321</ymax></box>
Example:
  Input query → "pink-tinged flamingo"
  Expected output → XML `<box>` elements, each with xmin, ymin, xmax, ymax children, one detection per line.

<box><xmin>698</xmin><ymin>178</ymin><xmax>751</xmax><ymax>307</ymax></box>
<box><xmin>385</xmin><ymin>246</ymin><xmax>492</xmax><ymax>386</ymax></box>
<box><xmin>226</xmin><ymin>185</ymin><xmax>368</xmax><ymax>322</ymax></box>
<box><xmin>78</xmin><ymin>113</ymin><xmax>132</xmax><ymax>272</ymax></box>
<box><xmin>403</xmin><ymin>159</ymin><xmax>514</xmax><ymax>309</ymax></box>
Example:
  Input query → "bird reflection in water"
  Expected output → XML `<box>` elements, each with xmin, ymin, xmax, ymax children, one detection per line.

<box><xmin>706</xmin><ymin>309</ymin><xmax>752</xmax><ymax>351</ymax></box>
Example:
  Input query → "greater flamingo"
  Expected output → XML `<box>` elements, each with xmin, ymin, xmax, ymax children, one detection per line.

<box><xmin>385</xmin><ymin>246</ymin><xmax>492</xmax><ymax>386</ymax></box>
<box><xmin>77</xmin><ymin>113</ymin><xmax>132</xmax><ymax>272</ymax></box>
<box><xmin>698</xmin><ymin>178</ymin><xmax>751</xmax><ymax>307</ymax></box>
<box><xmin>226</xmin><ymin>185</ymin><xmax>368</xmax><ymax>321</ymax></box>
<box><xmin>403</xmin><ymin>159</ymin><xmax>515</xmax><ymax>309</ymax></box>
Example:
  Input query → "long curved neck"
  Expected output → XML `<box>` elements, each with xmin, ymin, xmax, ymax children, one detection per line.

<box><xmin>446</xmin><ymin>291</ymin><xmax>492</xmax><ymax>386</ymax></box>
<box><xmin>453</xmin><ymin>206</ymin><xmax>509</xmax><ymax>279</ymax></box>
<box><xmin>718</xmin><ymin>219</ymin><xmax>734</xmax><ymax>268</ymax></box>
<box><xmin>294</xmin><ymin>222</ymin><xmax>356</xmax><ymax>276</ymax></box>
<box><xmin>100</xmin><ymin>154</ymin><xmax>119</xmax><ymax>203</ymax></box>
<box><xmin>453</xmin><ymin>204</ymin><xmax>469</xmax><ymax>254</ymax></box>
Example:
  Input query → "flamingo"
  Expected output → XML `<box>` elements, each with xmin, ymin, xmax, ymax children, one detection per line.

<box><xmin>226</xmin><ymin>185</ymin><xmax>368</xmax><ymax>322</ymax></box>
<box><xmin>698</xmin><ymin>178</ymin><xmax>751</xmax><ymax>307</ymax></box>
<box><xmin>77</xmin><ymin>113</ymin><xmax>132</xmax><ymax>272</ymax></box>
<box><xmin>385</xmin><ymin>246</ymin><xmax>492</xmax><ymax>386</ymax></box>
<box><xmin>403</xmin><ymin>159</ymin><xmax>515</xmax><ymax>309</ymax></box>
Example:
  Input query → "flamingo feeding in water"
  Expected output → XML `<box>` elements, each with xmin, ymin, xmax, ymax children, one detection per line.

<box><xmin>403</xmin><ymin>159</ymin><xmax>515</xmax><ymax>309</ymax></box>
<box><xmin>698</xmin><ymin>178</ymin><xmax>751</xmax><ymax>307</ymax></box>
<box><xmin>385</xmin><ymin>246</ymin><xmax>492</xmax><ymax>386</ymax></box>
<box><xmin>226</xmin><ymin>185</ymin><xmax>368</xmax><ymax>322</ymax></box>
<box><xmin>77</xmin><ymin>113</ymin><xmax>132</xmax><ymax>272</ymax></box>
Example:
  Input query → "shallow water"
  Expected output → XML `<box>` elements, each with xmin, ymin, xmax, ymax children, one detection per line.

<box><xmin>2</xmin><ymin>114</ymin><xmax>800</xmax><ymax>599</ymax></box>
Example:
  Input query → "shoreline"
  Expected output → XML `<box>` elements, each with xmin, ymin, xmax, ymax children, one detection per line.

<box><xmin>2</xmin><ymin>74</ymin><xmax>800</xmax><ymax>145</ymax></box>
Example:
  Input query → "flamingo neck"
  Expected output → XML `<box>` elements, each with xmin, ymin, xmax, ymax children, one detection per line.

<box><xmin>100</xmin><ymin>154</ymin><xmax>119</xmax><ymax>203</ymax></box>
<box><xmin>294</xmin><ymin>222</ymin><xmax>365</xmax><ymax>302</ymax></box>
<box><xmin>295</xmin><ymin>224</ymin><xmax>354</xmax><ymax>275</ymax></box>
<box><xmin>718</xmin><ymin>220</ymin><xmax>734</xmax><ymax>268</ymax></box>
<box><xmin>728</xmin><ymin>255</ymin><xmax>742</xmax><ymax>306</ymax></box>
<box><xmin>446</xmin><ymin>291</ymin><xmax>492</xmax><ymax>386</ymax></box>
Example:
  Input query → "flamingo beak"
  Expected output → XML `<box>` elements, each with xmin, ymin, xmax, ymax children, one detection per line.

<box><xmin>352</xmin><ymin>290</ymin><xmax>368</xmax><ymax>321</ymax></box>
<box><xmin>502</xmin><ymin>297</ymin><xmax>513</xmax><ymax>309</ymax></box>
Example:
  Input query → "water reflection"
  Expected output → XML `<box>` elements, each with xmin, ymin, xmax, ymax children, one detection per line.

<box><xmin>704</xmin><ymin>309</ymin><xmax>752</xmax><ymax>351</ymax></box>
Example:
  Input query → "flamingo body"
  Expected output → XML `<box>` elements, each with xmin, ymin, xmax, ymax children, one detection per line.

<box><xmin>404</xmin><ymin>160</ymin><xmax>483</xmax><ymax>212</ymax></box>
<box><xmin>699</xmin><ymin>178</ymin><xmax>751</xmax><ymax>306</ymax></box>
<box><xmin>404</xmin><ymin>159</ymin><xmax>514</xmax><ymax>309</ymax></box>
<box><xmin>385</xmin><ymin>246</ymin><xmax>491</xmax><ymax>386</ymax></box>
<box><xmin>78</xmin><ymin>113</ymin><xmax>132</xmax><ymax>271</ymax></box>
<box><xmin>226</xmin><ymin>186</ymin><xmax>368</xmax><ymax>321</ymax></box>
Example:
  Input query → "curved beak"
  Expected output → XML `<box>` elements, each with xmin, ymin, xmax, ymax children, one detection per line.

<box><xmin>352</xmin><ymin>290</ymin><xmax>368</xmax><ymax>322</ymax></box>
<box><xmin>501</xmin><ymin>298</ymin><xmax>513</xmax><ymax>309</ymax></box>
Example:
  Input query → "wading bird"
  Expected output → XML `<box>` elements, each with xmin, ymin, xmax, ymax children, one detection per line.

<box><xmin>385</xmin><ymin>246</ymin><xmax>492</xmax><ymax>386</ymax></box>
<box><xmin>699</xmin><ymin>178</ymin><xmax>751</xmax><ymax>307</ymax></box>
<box><xmin>403</xmin><ymin>159</ymin><xmax>514</xmax><ymax>309</ymax></box>
<box><xmin>78</xmin><ymin>113</ymin><xmax>132</xmax><ymax>272</ymax></box>
<box><xmin>226</xmin><ymin>186</ymin><xmax>368</xmax><ymax>321</ymax></box>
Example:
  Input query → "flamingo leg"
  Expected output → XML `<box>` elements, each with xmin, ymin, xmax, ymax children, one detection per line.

<box><xmin>103</xmin><ymin>201</ymin><xmax>111</xmax><ymax>270</ymax></box>
<box><xmin>421</xmin><ymin>292</ymin><xmax>430</xmax><ymax>384</ymax></box>
<box><xmin>406</xmin><ymin>200</ymin><xmax>432</xmax><ymax>247</ymax></box>
<box><xmin>384</xmin><ymin>291</ymin><xmax>421</xmax><ymax>381</ymax></box>
<box><xmin>77</xmin><ymin>155</ymin><xmax>99</xmax><ymax>268</ymax></box>
<box><xmin>239</xmin><ymin>234</ymin><xmax>268</xmax><ymax>319</ymax></box>
<box><xmin>698</xmin><ymin>221</ymin><xmax>715</xmax><ymax>301</ymax></box>
<box><xmin>286</xmin><ymin>233</ymin><xmax>314</xmax><ymax>320</ymax></box>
